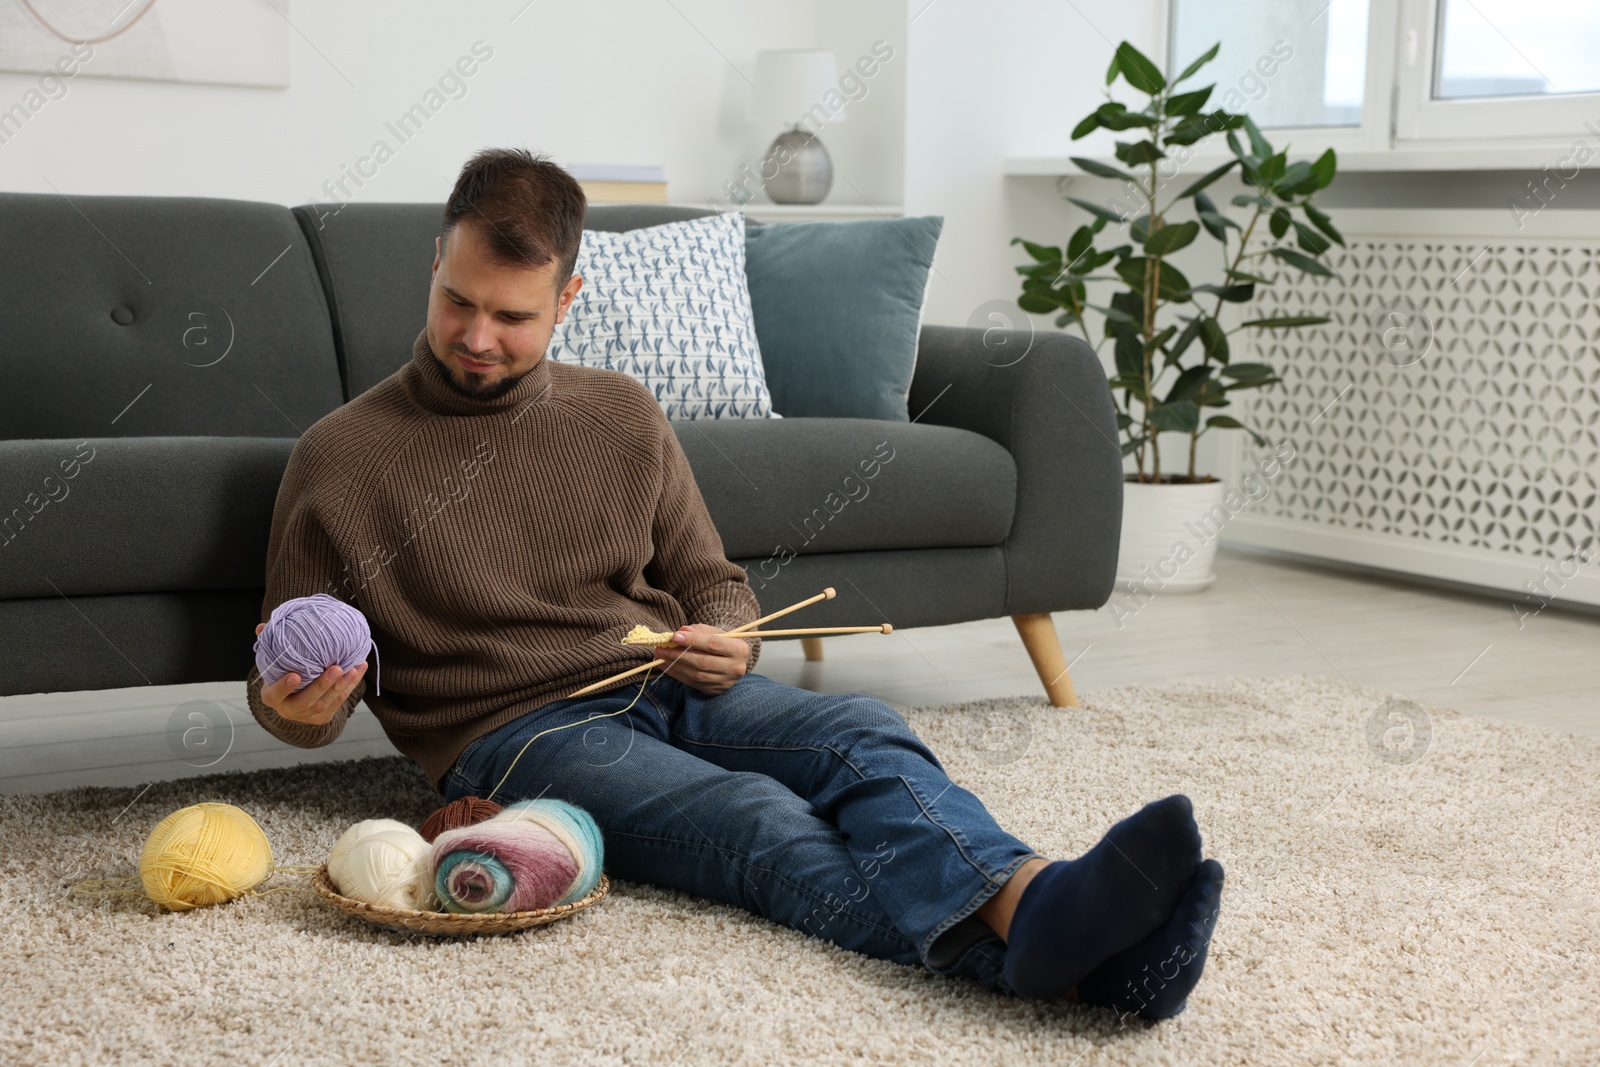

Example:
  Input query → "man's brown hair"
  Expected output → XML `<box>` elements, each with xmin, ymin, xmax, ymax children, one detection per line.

<box><xmin>440</xmin><ymin>148</ymin><xmax>587</xmax><ymax>294</ymax></box>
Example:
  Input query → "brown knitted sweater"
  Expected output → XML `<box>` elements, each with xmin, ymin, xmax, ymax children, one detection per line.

<box><xmin>245</xmin><ymin>327</ymin><xmax>762</xmax><ymax>794</ymax></box>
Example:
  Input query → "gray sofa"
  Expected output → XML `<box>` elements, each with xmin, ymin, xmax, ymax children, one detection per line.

<box><xmin>0</xmin><ymin>193</ymin><xmax>1121</xmax><ymax>717</ymax></box>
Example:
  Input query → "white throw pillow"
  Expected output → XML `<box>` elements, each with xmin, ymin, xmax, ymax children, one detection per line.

<box><xmin>547</xmin><ymin>212</ymin><xmax>778</xmax><ymax>419</ymax></box>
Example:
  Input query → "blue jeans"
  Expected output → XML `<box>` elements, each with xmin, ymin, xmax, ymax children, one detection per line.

<box><xmin>442</xmin><ymin>670</ymin><xmax>1041</xmax><ymax>994</ymax></box>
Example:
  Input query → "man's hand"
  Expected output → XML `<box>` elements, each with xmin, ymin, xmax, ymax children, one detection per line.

<box><xmin>652</xmin><ymin>623</ymin><xmax>749</xmax><ymax>696</ymax></box>
<box><xmin>254</xmin><ymin>622</ymin><xmax>368</xmax><ymax>726</ymax></box>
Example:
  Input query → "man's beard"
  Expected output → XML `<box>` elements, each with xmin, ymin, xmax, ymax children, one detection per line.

<box><xmin>431</xmin><ymin>350</ymin><xmax>529</xmax><ymax>401</ymax></box>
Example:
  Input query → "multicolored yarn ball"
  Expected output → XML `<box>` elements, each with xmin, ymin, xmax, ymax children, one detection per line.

<box><xmin>431</xmin><ymin>798</ymin><xmax>605</xmax><ymax>915</ymax></box>
<box><xmin>326</xmin><ymin>819</ymin><xmax>436</xmax><ymax>911</ymax></box>
<box><xmin>420</xmin><ymin>797</ymin><xmax>503</xmax><ymax>843</ymax></box>
<box><xmin>255</xmin><ymin>593</ymin><xmax>381</xmax><ymax>695</ymax></box>
<box><xmin>139</xmin><ymin>802</ymin><xmax>275</xmax><ymax>911</ymax></box>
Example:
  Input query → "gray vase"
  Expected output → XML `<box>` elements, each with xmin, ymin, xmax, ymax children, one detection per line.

<box><xmin>765</xmin><ymin>128</ymin><xmax>833</xmax><ymax>205</ymax></box>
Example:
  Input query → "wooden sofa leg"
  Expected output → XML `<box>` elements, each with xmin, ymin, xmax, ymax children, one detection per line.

<box><xmin>1011</xmin><ymin>613</ymin><xmax>1080</xmax><ymax>708</ymax></box>
<box><xmin>801</xmin><ymin>637</ymin><xmax>825</xmax><ymax>661</ymax></box>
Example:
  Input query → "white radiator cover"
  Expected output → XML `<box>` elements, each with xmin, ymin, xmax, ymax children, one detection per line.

<box><xmin>1217</xmin><ymin>208</ymin><xmax>1600</xmax><ymax>610</ymax></box>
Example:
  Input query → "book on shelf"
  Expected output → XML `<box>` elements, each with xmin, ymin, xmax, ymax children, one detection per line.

<box><xmin>566</xmin><ymin>163</ymin><xmax>667</xmax><ymax>203</ymax></box>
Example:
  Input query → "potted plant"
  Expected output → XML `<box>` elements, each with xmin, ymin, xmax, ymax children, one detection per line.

<box><xmin>1012</xmin><ymin>40</ymin><xmax>1342</xmax><ymax>592</ymax></box>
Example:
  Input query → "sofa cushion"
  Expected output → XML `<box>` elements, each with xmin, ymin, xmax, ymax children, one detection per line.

<box><xmin>0</xmin><ymin>437</ymin><xmax>292</xmax><ymax>600</ymax></box>
<box><xmin>669</xmin><ymin>418</ymin><xmax>1015</xmax><ymax>558</ymax></box>
<box><xmin>743</xmin><ymin>215</ymin><xmax>943</xmax><ymax>422</ymax></box>
<box><xmin>546</xmin><ymin>212</ymin><xmax>775</xmax><ymax>420</ymax></box>
<box><xmin>0</xmin><ymin>193</ymin><xmax>343</xmax><ymax>440</ymax></box>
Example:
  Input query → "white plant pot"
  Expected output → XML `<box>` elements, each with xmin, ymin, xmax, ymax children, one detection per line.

<box><xmin>1115</xmin><ymin>478</ymin><xmax>1229</xmax><ymax>594</ymax></box>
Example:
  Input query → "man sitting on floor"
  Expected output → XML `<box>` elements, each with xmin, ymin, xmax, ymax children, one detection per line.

<box><xmin>247</xmin><ymin>147</ymin><xmax>1225</xmax><ymax>1021</ymax></box>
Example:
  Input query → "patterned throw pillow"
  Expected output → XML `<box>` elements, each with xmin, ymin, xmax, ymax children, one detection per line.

<box><xmin>546</xmin><ymin>211</ymin><xmax>777</xmax><ymax>420</ymax></box>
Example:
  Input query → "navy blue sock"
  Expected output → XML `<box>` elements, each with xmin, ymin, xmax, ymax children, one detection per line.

<box><xmin>1075</xmin><ymin>858</ymin><xmax>1225</xmax><ymax>1021</ymax></box>
<box><xmin>1001</xmin><ymin>795</ymin><xmax>1202</xmax><ymax>1001</ymax></box>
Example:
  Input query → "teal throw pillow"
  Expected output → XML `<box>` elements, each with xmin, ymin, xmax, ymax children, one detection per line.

<box><xmin>743</xmin><ymin>214</ymin><xmax>943</xmax><ymax>421</ymax></box>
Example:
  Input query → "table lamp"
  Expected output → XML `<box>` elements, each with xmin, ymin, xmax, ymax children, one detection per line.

<box><xmin>753</xmin><ymin>49</ymin><xmax>845</xmax><ymax>205</ymax></box>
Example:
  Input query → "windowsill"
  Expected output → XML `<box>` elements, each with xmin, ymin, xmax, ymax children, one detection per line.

<box><xmin>1006</xmin><ymin>142</ymin><xmax>1587</xmax><ymax>177</ymax></box>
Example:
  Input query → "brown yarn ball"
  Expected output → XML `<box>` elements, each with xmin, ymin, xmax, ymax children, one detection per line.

<box><xmin>419</xmin><ymin>797</ymin><xmax>504</xmax><ymax>843</ymax></box>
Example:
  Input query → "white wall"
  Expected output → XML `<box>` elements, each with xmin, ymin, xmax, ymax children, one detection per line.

<box><xmin>0</xmin><ymin>1</ymin><xmax>831</xmax><ymax>206</ymax></box>
<box><xmin>904</xmin><ymin>0</ymin><xmax>1164</xmax><ymax>329</ymax></box>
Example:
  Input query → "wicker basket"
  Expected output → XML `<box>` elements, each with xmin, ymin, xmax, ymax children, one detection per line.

<box><xmin>310</xmin><ymin>863</ymin><xmax>609</xmax><ymax>936</ymax></box>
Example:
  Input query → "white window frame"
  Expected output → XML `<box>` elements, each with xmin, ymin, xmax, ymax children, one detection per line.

<box><xmin>1393</xmin><ymin>0</ymin><xmax>1600</xmax><ymax>143</ymax></box>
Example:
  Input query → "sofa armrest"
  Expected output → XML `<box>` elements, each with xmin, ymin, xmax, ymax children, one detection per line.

<box><xmin>909</xmin><ymin>325</ymin><xmax>1122</xmax><ymax>614</ymax></box>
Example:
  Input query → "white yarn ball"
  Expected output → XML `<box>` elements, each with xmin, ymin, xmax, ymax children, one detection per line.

<box><xmin>327</xmin><ymin>821</ymin><xmax>437</xmax><ymax>911</ymax></box>
<box><xmin>328</xmin><ymin>819</ymin><xmax>412</xmax><ymax>877</ymax></box>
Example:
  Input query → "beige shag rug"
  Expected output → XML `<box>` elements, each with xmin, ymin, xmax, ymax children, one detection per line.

<box><xmin>3</xmin><ymin>674</ymin><xmax>1597</xmax><ymax>1066</ymax></box>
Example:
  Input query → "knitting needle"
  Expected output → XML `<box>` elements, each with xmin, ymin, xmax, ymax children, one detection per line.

<box><xmin>564</xmin><ymin>586</ymin><xmax>839</xmax><ymax>699</ymax></box>
<box><xmin>725</xmin><ymin>625</ymin><xmax>892</xmax><ymax>638</ymax></box>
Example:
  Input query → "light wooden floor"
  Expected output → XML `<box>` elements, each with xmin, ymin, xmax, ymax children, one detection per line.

<box><xmin>2</xmin><ymin>545</ymin><xmax>1595</xmax><ymax>796</ymax></box>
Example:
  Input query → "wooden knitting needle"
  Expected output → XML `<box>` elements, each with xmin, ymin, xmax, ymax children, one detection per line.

<box><xmin>726</xmin><ymin>625</ymin><xmax>891</xmax><ymax>638</ymax></box>
<box><xmin>564</xmin><ymin>586</ymin><xmax>838</xmax><ymax>699</ymax></box>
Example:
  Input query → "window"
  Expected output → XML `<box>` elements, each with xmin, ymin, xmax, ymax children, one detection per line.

<box><xmin>1167</xmin><ymin>0</ymin><xmax>1600</xmax><ymax>159</ymax></box>
<box><xmin>1168</xmin><ymin>0</ymin><xmax>1370</xmax><ymax>128</ymax></box>
<box><xmin>1434</xmin><ymin>0</ymin><xmax>1600</xmax><ymax>99</ymax></box>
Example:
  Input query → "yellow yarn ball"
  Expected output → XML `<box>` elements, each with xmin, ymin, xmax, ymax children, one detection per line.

<box><xmin>139</xmin><ymin>802</ymin><xmax>275</xmax><ymax>911</ymax></box>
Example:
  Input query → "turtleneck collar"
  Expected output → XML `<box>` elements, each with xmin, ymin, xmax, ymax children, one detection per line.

<box><xmin>399</xmin><ymin>326</ymin><xmax>554</xmax><ymax>418</ymax></box>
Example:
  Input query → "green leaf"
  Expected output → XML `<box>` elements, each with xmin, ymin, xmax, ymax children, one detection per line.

<box><xmin>1303</xmin><ymin>203</ymin><xmax>1344</xmax><ymax>246</ymax></box>
<box><xmin>1113</xmin><ymin>41</ymin><xmax>1166</xmax><ymax>93</ymax></box>
<box><xmin>1120</xmin><ymin>438</ymin><xmax>1145</xmax><ymax>457</ymax></box>
<box><xmin>1227</xmin><ymin>269</ymin><xmax>1272</xmax><ymax>284</ymax></box>
<box><xmin>1166</xmin><ymin>365</ymin><xmax>1213</xmax><ymax>403</ymax></box>
<box><xmin>1199</xmin><ymin>315</ymin><xmax>1229</xmax><ymax>363</ymax></box>
<box><xmin>1115</xmin><ymin>140</ymin><xmax>1166</xmax><ymax>166</ymax></box>
<box><xmin>1187</xmin><ymin>282</ymin><xmax>1255</xmax><ymax>302</ymax></box>
<box><xmin>1148</xmin><ymin>400</ymin><xmax>1200</xmax><ymax>432</ymax></box>
<box><xmin>1114</xmin><ymin>331</ymin><xmax>1143</xmax><ymax>378</ymax></box>
<box><xmin>1016</xmin><ymin>292</ymin><xmax>1060</xmax><ymax>314</ymax></box>
<box><xmin>1205</xmin><ymin>414</ymin><xmax>1268</xmax><ymax>447</ymax></box>
<box><xmin>1221</xmin><ymin>376</ymin><xmax>1283</xmax><ymax>391</ymax></box>
<box><xmin>1012</xmin><ymin>236</ymin><xmax>1062</xmax><ymax>264</ymax></box>
<box><xmin>1145</xmin><ymin>220</ymin><xmax>1200</xmax><ymax>256</ymax></box>
<box><xmin>1259</xmin><ymin>151</ymin><xmax>1287</xmax><ymax>184</ymax></box>
<box><xmin>1175</xmin><ymin>42</ymin><xmax>1220</xmax><ymax>83</ymax></box>
<box><xmin>1309</xmin><ymin>148</ymin><xmax>1337</xmax><ymax>188</ymax></box>
<box><xmin>1167</xmin><ymin>317</ymin><xmax>1202</xmax><ymax>364</ymax></box>
<box><xmin>1071</xmin><ymin>113</ymin><xmax>1101</xmax><ymax>140</ymax></box>
<box><xmin>1275</xmin><ymin>160</ymin><xmax>1319</xmax><ymax>197</ymax></box>
<box><xmin>1071</xmin><ymin>156</ymin><xmax>1138</xmax><ymax>182</ymax></box>
<box><xmin>1177</xmin><ymin>159</ymin><xmax>1239</xmax><ymax>200</ymax></box>
<box><xmin>1115</xmin><ymin>257</ymin><xmax>1192</xmax><ymax>302</ymax></box>
<box><xmin>1221</xmin><ymin>362</ymin><xmax>1275</xmax><ymax>379</ymax></box>
<box><xmin>1145</xmin><ymin>324</ymin><xmax>1177</xmax><ymax>353</ymax></box>
<box><xmin>1293</xmin><ymin>221</ymin><xmax>1331</xmax><ymax>255</ymax></box>
<box><xmin>1066</xmin><ymin>225</ymin><xmax>1096</xmax><ymax>265</ymax></box>
<box><xmin>1097</xmin><ymin>103</ymin><xmax>1159</xmax><ymax>130</ymax></box>
<box><xmin>1269</xmin><ymin>208</ymin><xmax>1291</xmax><ymax>240</ymax></box>
<box><xmin>1240</xmin><ymin>315</ymin><xmax>1331</xmax><ymax>329</ymax></box>
<box><xmin>1129</xmin><ymin>214</ymin><xmax>1150</xmax><ymax>243</ymax></box>
<box><xmin>1093</xmin><ymin>302</ymin><xmax>1141</xmax><ymax>334</ymax></box>
<box><xmin>1232</xmin><ymin>193</ymin><xmax>1273</xmax><ymax>208</ymax></box>
<box><xmin>1166</xmin><ymin>86</ymin><xmax>1214</xmax><ymax>116</ymax></box>
<box><xmin>1067</xmin><ymin>196</ymin><xmax>1129</xmax><ymax>224</ymax></box>
<box><xmin>1270</xmin><ymin>247</ymin><xmax>1336</xmax><ymax>278</ymax></box>
<box><xmin>1197</xmin><ymin>211</ymin><xmax>1239</xmax><ymax>242</ymax></box>
<box><xmin>1053</xmin><ymin>312</ymin><xmax>1077</xmax><ymax>328</ymax></box>
<box><xmin>1242</xmin><ymin>114</ymin><xmax>1273</xmax><ymax>159</ymax></box>
<box><xmin>1105</xmin><ymin>49</ymin><xmax>1121</xmax><ymax>86</ymax></box>
<box><xmin>1163</xmin><ymin>116</ymin><xmax>1217</xmax><ymax>146</ymax></box>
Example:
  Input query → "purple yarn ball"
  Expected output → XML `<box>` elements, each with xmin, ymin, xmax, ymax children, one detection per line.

<box><xmin>254</xmin><ymin>593</ymin><xmax>380</xmax><ymax>695</ymax></box>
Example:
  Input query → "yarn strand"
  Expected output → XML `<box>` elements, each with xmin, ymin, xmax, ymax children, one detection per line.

<box><xmin>484</xmin><ymin>661</ymin><xmax>662</xmax><ymax>803</ymax></box>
